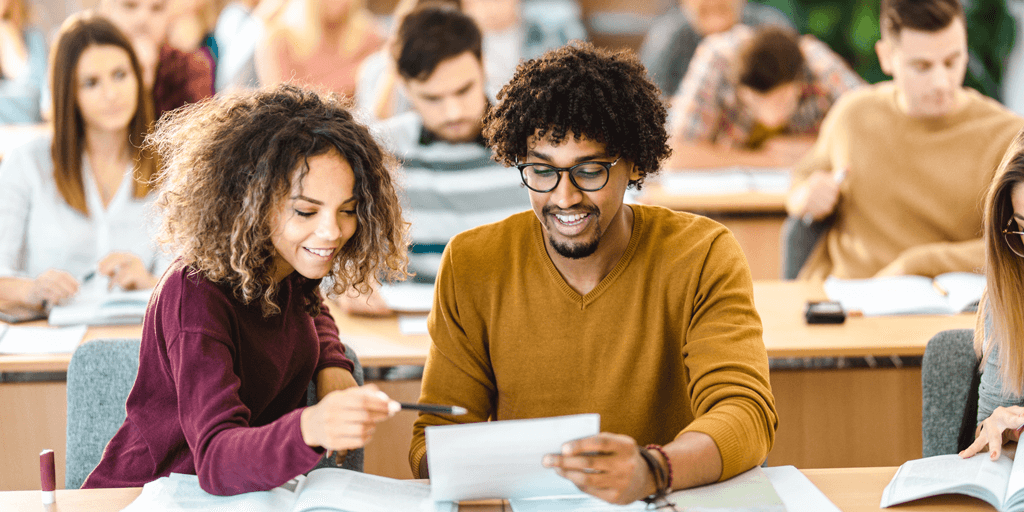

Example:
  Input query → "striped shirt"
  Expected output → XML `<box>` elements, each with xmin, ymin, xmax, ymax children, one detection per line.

<box><xmin>671</xmin><ymin>24</ymin><xmax>865</xmax><ymax>148</ymax></box>
<box><xmin>375</xmin><ymin>112</ymin><xmax>530</xmax><ymax>281</ymax></box>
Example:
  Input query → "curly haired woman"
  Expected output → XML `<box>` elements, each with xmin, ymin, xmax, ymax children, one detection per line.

<box><xmin>83</xmin><ymin>84</ymin><xmax>409</xmax><ymax>495</ymax></box>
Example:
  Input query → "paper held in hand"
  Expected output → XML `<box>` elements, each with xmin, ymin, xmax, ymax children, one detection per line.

<box><xmin>426</xmin><ymin>413</ymin><xmax>600</xmax><ymax>502</ymax></box>
<box><xmin>824</xmin><ymin>272</ymin><xmax>984</xmax><ymax>316</ymax></box>
<box><xmin>882</xmin><ymin>451</ymin><xmax>1024</xmax><ymax>511</ymax></box>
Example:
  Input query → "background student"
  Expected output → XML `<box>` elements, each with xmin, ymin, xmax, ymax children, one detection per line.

<box><xmin>960</xmin><ymin>129</ymin><xmax>1024</xmax><ymax>461</ymax></box>
<box><xmin>670</xmin><ymin>24</ymin><xmax>864</xmax><ymax>167</ymax></box>
<box><xmin>257</xmin><ymin>0</ymin><xmax>383</xmax><ymax>98</ymax></box>
<box><xmin>0</xmin><ymin>0</ymin><xmax>47</xmax><ymax>123</ymax></box>
<box><xmin>83</xmin><ymin>84</ymin><xmax>410</xmax><ymax>495</ymax></box>
<box><xmin>786</xmin><ymin>0</ymin><xmax>1024</xmax><ymax>280</ymax></box>
<box><xmin>99</xmin><ymin>0</ymin><xmax>214</xmax><ymax>119</ymax></box>
<box><xmin>340</xmin><ymin>4</ymin><xmax>528</xmax><ymax>315</ymax></box>
<box><xmin>0</xmin><ymin>12</ymin><xmax>162</xmax><ymax>310</ymax></box>
<box><xmin>640</xmin><ymin>0</ymin><xmax>793</xmax><ymax>98</ymax></box>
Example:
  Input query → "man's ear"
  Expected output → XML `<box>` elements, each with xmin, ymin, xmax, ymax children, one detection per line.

<box><xmin>876</xmin><ymin>38</ymin><xmax>894</xmax><ymax>77</ymax></box>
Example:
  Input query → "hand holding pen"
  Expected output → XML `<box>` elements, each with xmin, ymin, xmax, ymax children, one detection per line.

<box><xmin>796</xmin><ymin>167</ymin><xmax>847</xmax><ymax>225</ymax></box>
<box><xmin>97</xmin><ymin>252</ymin><xmax>156</xmax><ymax>291</ymax></box>
<box><xmin>26</xmin><ymin>269</ymin><xmax>80</xmax><ymax>310</ymax></box>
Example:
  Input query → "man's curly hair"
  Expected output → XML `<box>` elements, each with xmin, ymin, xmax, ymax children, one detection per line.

<box><xmin>149</xmin><ymin>84</ymin><xmax>409</xmax><ymax>316</ymax></box>
<box><xmin>484</xmin><ymin>42</ymin><xmax>671</xmax><ymax>188</ymax></box>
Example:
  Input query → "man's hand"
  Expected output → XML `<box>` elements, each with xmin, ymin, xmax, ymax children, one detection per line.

<box><xmin>786</xmin><ymin>170</ymin><xmax>841</xmax><ymax>220</ymax></box>
<box><xmin>542</xmin><ymin>433</ymin><xmax>656</xmax><ymax>505</ymax></box>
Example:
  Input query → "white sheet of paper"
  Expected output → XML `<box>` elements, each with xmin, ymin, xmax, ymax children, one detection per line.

<box><xmin>398</xmin><ymin>315</ymin><xmax>429</xmax><ymax>335</ymax></box>
<box><xmin>0</xmin><ymin>324</ymin><xmax>86</xmax><ymax>354</ymax></box>
<box><xmin>48</xmin><ymin>277</ymin><xmax>152</xmax><ymax>326</ymax></box>
<box><xmin>427</xmin><ymin>414</ymin><xmax>600</xmax><ymax>501</ymax></box>
<box><xmin>292</xmin><ymin>468</ymin><xmax>444</xmax><ymax>512</ymax></box>
<box><xmin>378</xmin><ymin>282</ymin><xmax>435</xmax><ymax>313</ymax></box>
<box><xmin>762</xmin><ymin>466</ymin><xmax>841</xmax><ymax>512</ymax></box>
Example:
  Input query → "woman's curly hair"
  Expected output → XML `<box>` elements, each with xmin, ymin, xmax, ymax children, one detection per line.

<box><xmin>149</xmin><ymin>84</ymin><xmax>409</xmax><ymax>316</ymax></box>
<box><xmin>484</xmin><ymin>42</ymin><xmax>671</xmax><ymax>188</ymax></box>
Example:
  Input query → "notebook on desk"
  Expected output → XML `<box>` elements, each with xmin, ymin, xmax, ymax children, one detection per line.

<box><xmin>824</xmin><ymin>272</ymin><xmax>984</xmax><ymax>316</ymax></box>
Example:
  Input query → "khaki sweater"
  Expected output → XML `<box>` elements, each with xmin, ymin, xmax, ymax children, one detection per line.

<box><xmin>792</xmin><ymin>82</ymin><xmax>1023</xmax><ymax>279</ymax></box>
<box><xmin>410</xmin><ymin>206</ymin><xmax>777</xmax><ymax>482</ymax></box>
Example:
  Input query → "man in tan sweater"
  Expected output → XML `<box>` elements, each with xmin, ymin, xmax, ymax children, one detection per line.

<box><xmin>787</xmin><ymin>0</ymin><xmax>1024</xmax><ymax>280</ymax></box>
<box><xmin>410</xmin><ymin>42</ymin><xmax>778</xmax><ymax>505</ymax></box>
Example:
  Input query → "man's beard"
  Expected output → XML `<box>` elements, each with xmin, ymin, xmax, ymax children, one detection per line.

<box><xmin>549</xmin><ymin>236</ymin><xmax>601</xmax><ymax>259</ymax></box>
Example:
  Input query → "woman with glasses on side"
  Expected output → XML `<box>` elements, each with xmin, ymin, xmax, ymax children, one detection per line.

<box><xmin>0</xmin><ymin>12</ymin><xmax>162</xmax><ymax>312</ymax></box>
<box><xmin>960</xmin><ymin>128</ymin><xmax>1024</xmax><ymax>461</ymax></box>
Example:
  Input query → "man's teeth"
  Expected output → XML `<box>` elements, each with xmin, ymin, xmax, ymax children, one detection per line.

<box><xmin>305</xmin><ymin>248</ymin><xmax>333</xmax><ymax>257</ymax></box>
<box><xmin>555</xmin><ymin>213</ymin><xmax>587</xmax><ymax>224</ymax></box>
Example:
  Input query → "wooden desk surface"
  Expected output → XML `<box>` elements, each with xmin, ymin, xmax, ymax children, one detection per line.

<box><xmin>754</xmin><ymin>280</ymin><xmax>976</xmax><ymax>358</ymax></box>
<box><xmin>0</xmin><ymin>281</ymin><xmax>974</xmax><ymax>373</ymax></box>
<box><xmin>0</xmin><ymin>467</ymin><xmax>999</xmax><ymax>511</ymax></box>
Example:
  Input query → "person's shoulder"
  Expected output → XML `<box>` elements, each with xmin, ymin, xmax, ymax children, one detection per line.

<box><xmin>1</xmin><ymin>132</ymin><xmax>53</xmax><ymax>176</ymax></box>
<box><xmin>637</xmin><ymin>204</ymin><xmax>730</xmax><ymax>243</ymax></box>
<box><xmin>153</xmin><ymin>261</ymin><xmax>237</xmax><ymax>317</ymax></box>
<box><xmin>448</xmin><ymin>211</ymin><xmax>534</xmax><ymax>258</ymax></box>
<box><xmin>374</xmin><ymin>111</ymin><xmax>422</xmax><ymax>153</ymax></box>
<box><xmin>960</xmin><ymin>88</ymin><xmax>1024</xmax><ymax>126</ymax></box>
<box><xmin>822</xmin><ymin>81</ymin><xmax>893</xmax><ymax>118</ymax></box>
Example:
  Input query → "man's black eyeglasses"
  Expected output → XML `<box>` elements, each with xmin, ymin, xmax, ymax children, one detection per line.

<box><xmin>515</xmin><ymin>158</ymin><xmax>619</xmax><ymax>193</ymax></box>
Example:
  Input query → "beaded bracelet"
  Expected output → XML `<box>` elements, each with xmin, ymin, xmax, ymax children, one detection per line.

<box><xmin>637</xmin><ymin>446</ymin><xmax>669</xmax><ymax>505</ymax></box>
<box><xmin>645</xmin><ymin>444</ymin><xmax>673</xmax><ymax>492</ymax></box>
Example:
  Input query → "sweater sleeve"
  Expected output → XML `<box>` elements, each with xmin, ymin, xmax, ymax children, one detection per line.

<box><xmin>409</xmin><ymin>243</ymin><xmax>496</xmax><ymax>476</ymax></box>
<box><xmin>166</xmin><ymin>329</ymin><xmax>324</xmax><ymax>495</ymax></box>
<box><xmin>888</xmin><ymin>238</ymin><xmax>985</xmax><ymax>278</ymax></box>
<box><xmin>678</xmin><ymin>230</ymin><xmax>778</xmax><ymax>480</ymax></box>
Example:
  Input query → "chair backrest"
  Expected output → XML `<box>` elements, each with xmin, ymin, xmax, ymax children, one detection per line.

<box><xmin>780</xmin><ymin>216</ymin><xmax>831</xmax><ymax>279</ymax></box>
<box><xmin>921</xmin><ymin>329</ymin><xmax>981</xmax><ymax>457</ymax></box>
<box><xmin>65</xmin><ymin>338</ymin><xmax>142</xmax><ymax>489</ymax></box>
<box><xmin>66</xmin><ymin>338</ymin><xmax>366</xmax><ymax>489</ymax></box>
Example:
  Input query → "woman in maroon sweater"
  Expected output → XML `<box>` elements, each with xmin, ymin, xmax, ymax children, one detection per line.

<box><xmin>83</xmin><ymin>84</ymin><xmax>410</xmax><ymax>495</ymax></box>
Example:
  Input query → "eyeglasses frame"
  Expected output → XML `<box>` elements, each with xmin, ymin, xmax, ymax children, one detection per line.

<box><xmin>1002</xmin><ymin>216</ymin><xmax>1024</xmax><ymax>257</ymax></box>
<box><xmin>515</xmin><ymin>157</ymin><xmax>620</xmax><ymax>193</ymax></box>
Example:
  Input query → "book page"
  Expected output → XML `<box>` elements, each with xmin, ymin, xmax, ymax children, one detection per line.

<box><xmin>880</xmin><ymin>453</ymin><xmax>1009</xmax><ymax>509</ymax></box>
<box><xmin>664</xmin><ymin>466</ymin><xmax>785</xmax><ymax>511</ymax></box>
<box><xmin>292</xmin><ymin>468</ymin><xmax>447</xmax><ymax>512</ymax></box>
<box><xmin>48</xmin><ymin>277</ymin><xmax>152</xmax><ymax>326</ymax></box>
<box><xmin>932</xmin><ymin>272</ymin><xmax>985</xmax><ymax>313</ymax></box>
<box><xmin>1003</xmin><ymin>449</ymin><xmax>1024</xmax><ymax>511</ymax></box>
<box><xmin>120</xmin><ymin>473</ymin><xmax>298</xmax><ymax>512</ymax></box>
<box><xmin>509</xmin><ymin>495</ymin><xmax>645</xmax><ymax>512</ymax></box>
<box><xmin>377</xmin><ymin>282</ymin><xmax>434</xmax><ymax>313</ymax></box>
<box><xmin>824</xmin><ymin>276</ymin><xmax>951</xmax><ymax>316</ymax></box>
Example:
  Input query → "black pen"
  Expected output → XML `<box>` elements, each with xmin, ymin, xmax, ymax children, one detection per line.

<box><xmin>398</xmin><ymin>402</ymin><xmax>467</xmax><ymax>415</ymax></box>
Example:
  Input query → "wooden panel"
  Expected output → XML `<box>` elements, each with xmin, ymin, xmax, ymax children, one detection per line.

<box><xmin>767</xmin><ymin>367</ymin><xmax>922</xmax><ymax>468</ymax></box>
<box><xmin>0</xmin><ymin>382</ymin><xmax>67</xmax><ymax>491</ymax></box>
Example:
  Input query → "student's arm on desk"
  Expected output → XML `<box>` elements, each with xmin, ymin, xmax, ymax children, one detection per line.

<box><xmin>0</xmin><ymin>273</ymin><xmax>78</xmax><ymax>308</ymax></box>
<box><xmin>873</xmin><ymin>239</ymin><xmax>984</xmax><ymax>278</ymax></box>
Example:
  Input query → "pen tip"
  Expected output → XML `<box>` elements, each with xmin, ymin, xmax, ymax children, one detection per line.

<box><xmin>452</xmin><ymin>406</ymin><xmax>468</xmax><ymax>415</ymax></box>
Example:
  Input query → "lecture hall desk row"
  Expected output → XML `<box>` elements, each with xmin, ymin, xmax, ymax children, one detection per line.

<box><xmin>0</xmin><ymin>281</ymin><xmax>974</xmax><ymax>491</ymax></box>
<box><xmin>0</xmin><ymin>467</ymin><xmax>1001</xmax><ymax>512</ymax></box>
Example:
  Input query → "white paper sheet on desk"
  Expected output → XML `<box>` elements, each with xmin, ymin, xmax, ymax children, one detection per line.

<box><xmin>427</xmin><ymin>413</ymin><xmax>600</xmax><ymax>501</ymax></box>
<box><xmin>763</xmin><ymin>466</ymin><xmax>840</xmax><ymax>512</ymax></box>
<box><xmin>398</xmin><ymin>315</ymin><xmax>429</xmax><ymax>335</ymax></box>
<box><xmin>0</xmin><ymin>324</ymin><xmax>86</xmax><ymax>354</ymax></box>
<box><xmin>378</xmin><ymin>282</ymin><xmax>435</xmax><ymax>313</ymax></box>
<box><xmin>660</xmin><ymin>168</ymin><xmax>791</xmax><ymax>196</ymax></box>
<box><xmin>48</xmin><ymin>277</ymin><xmax>152</xmax><ymax>326</ymax></box>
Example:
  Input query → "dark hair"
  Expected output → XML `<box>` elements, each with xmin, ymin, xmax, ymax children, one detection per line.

<box><xmin>50</xmin><ymin>10</ymin><xmax>155</xmax><ymax>216</ymax></box>
<box><xmin>737</xmin><ymin>26</ymin><xmax>805</xmax><ymax>93</ymax></box>
<box><xmin>150</xmin><ymin>84</ymin><xmax>409</xmax><ymax>317</ymax></box>
<box><xmin>484</xmin><ymin>42</ymin><xmax>671</xmax><ymax>188</ymax></box>
<box><xmin>880</xmin><ymin>0</ymin><xmax>965</xmax><ymax>39</ymax></box>
<box><xmin>394</xmin><ymin>4</ymin><xmax>481</xmax><ymax>81</ymax></box>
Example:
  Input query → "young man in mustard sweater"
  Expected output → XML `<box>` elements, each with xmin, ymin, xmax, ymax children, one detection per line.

<box><xmin>786</xmin><ymin>0</ymin><xmax>1024</xmax><ymax>280</ymax></box>
<box><xmin>409</xmin><ymin>42</ymin><xmax>778</xmax><ymax>505</ymax></box>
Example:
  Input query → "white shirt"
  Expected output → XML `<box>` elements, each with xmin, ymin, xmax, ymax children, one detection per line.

<box><xmin>0</xmin><ymin>134</ymin><xmax>164</xmax><ymax>280</ymax></box>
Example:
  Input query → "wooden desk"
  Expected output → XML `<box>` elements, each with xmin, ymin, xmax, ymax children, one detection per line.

<box><xmin>0</xmin><ymin>467</ymin><xmax>1001</xmax><ymax>511</ymax></box>
<box><xmin>637</xmin><ymin>173</ymin><xmax>788</xmax><ymax>280</ymax></box>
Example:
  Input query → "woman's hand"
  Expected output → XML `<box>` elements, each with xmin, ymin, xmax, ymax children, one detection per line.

<box><xmin>98</xmin><ymin>252</ymin><xmax>157</xmax><ymax>290</ymax></box>
<box><xmin>299</xmin><ymin>384</ymin><xmax>398</xmax><ymax>452</ymax></box>
<box><xmin>960</xmin><ymin>406</ymin><xmax>1024</xmax><ymax>460</ymax></box>
<box><xmin>26</xmin><ymin>269</ymin><xmax>79</xmax><ymax>308</ymax></box>
<box><xmin>542</xmin><ymin>433</ymin><xmax>656</xmax><ymax>505</ymax></box>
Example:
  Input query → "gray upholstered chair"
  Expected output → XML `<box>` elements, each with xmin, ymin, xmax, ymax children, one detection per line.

<box><xmin>921</xmin><ymin>329</ymin><xmax>981</xmax><ymax>457</ymax></box>
<box><xmin>65</xmin><ymin>338</ymin><xmax>365</xmax><ymax>489</ymax></box>
<box><xmin>780</xmin><ymin>216</ymin><xmax>831</xmax><ymax>279</ymax></box>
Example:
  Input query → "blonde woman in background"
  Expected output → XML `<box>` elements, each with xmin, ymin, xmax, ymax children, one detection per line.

<box><xmin>257</xmin><ymin>0</ymin><xmax>383</xmax><ymax>97</ymax></box>
<box><xmin>0</xmin><ymin>0</ymin><xmax>47</xmax><ymax>122</ymax></box>
<box><xmin>961</xmin><ymin>129</ymin><xmax>1024</xmax><ymax>461</ymax></box>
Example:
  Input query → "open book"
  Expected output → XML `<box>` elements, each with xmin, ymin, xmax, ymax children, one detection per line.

<box><xmin>824</xmin><ymin>272</ymin><xmax>984</xmax><ymax>316</ymax></box>
<box><xmin>882</xmin><ymin>452</ymin><xmax>1024</xmax><ymax>511</ymax></box>
<box><xmin>47</xmin><ymin>278</ymin><xmax>152</xmax><ymax>326</ymax></box>
<box><xmin>120</xmin><ymin>468</ymin><xmax>456</xmax><ymax>512</ymax></box>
